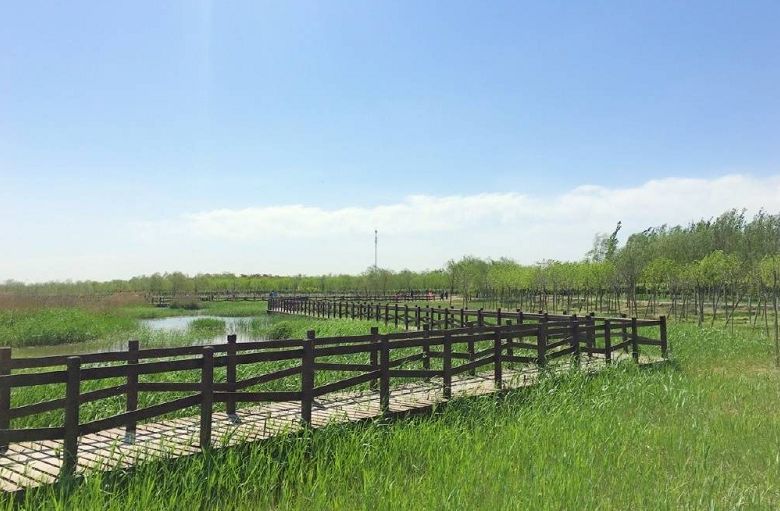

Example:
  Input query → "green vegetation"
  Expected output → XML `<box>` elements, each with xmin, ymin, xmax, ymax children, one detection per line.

<box><xmin>249</xmin><ymin>316</ymin><xmax>402</xmax><ymax>340</ymax></box>
<box><xmin>187</xmin><ymin>318</ymin><xmax>226</xmax><ymax>336</ymax></box>
<box><xmin>0</xmin><ymin>207</ymin><xmax>778</xmax><ymax>507</ymax></box>
<box><xmin>7</xmin><ymin>316</ymin><xmax>404</xmax><ymax>430</ymax></box>
<box><xmin>0</xmin><ymin>309</ymin><xmax>136</xmax><ymax>347</ymax></box>
<box><xmin>3</xmin><ymin>208</ymin><xmax>779</xmax><ymax>328</ymax></box>
<box><xmin>2</xmin><ymin>321</ymin><xmax>778</xmax><ymax>509</ymax></box>
<box><xmin>0</xmin><ymin>302</ymin><xmax>276</xmax><ymax>348</ymax></box>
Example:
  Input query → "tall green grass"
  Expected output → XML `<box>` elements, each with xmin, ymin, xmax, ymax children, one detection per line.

<box><xmin>0</xmin><ymin>302</ymin><xmax>270</xmax><ymax>348</ymax></box>
<box><xmin>187</xmin><ymin>318</ymin><xmax>226</xmax><ymax>336</ymax></box>
<box><xmin>2</xmin><ymin>318</ymin><xmax>779</xmax><ymax>509</ymax></box>
<box><xmin>249</xmin><ymin>315</ymin><xmax>401</xmax><ymax>339</ymax></box>
<box><xmin>0</xmin><ymin>309</ymin><xmax>136</xmax><ymax>347</ymax></box>
<box><xmin>5</xmin><ymin>322</ymin><xmax>780</xmax><ymax>509</ymax></box>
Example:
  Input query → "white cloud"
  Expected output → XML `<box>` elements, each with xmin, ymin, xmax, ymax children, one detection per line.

<box><xmin>180</xmin><ymin>173</ymin><xmax>780</xmax><ymax>243</ymax></box>
<box><xmin>123</xmin><ymin>173</ymin><xmax>780</xmax><ymax>278</ymax></box>
<box><xmin>5</xmin><ymin>174</ymin><xmax>780</xmax><ymax>282</ymax></box>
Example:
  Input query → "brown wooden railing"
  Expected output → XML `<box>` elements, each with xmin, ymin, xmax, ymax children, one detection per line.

<box><xmin>0</xmin><ymin>311</ymin><xmax>667</xmax><ymax>481</ymax></box>
<box><xmin>268</xmin><ymin>297</ymin><xmax>668</xmax><ymax>351</ymax></box>
<box><xmin>149</xmin><ymin>292</ymin><xmax>442</xmax><ymax>306</ymax></box>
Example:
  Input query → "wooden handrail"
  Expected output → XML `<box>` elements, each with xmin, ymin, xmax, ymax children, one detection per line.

<box><xmin>0</xmin><ymin>310</ymin><xmax>669</xmax><ymax>480</ymax></box>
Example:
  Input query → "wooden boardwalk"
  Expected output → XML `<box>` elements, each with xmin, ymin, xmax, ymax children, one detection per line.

<box><xmin>0</xmin><ymin>353</ymin><xmax>658</xmax><ymax>493</ymax></box>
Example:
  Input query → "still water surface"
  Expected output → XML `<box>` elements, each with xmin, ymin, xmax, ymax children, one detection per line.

<box><xmin>15</xmin><ymin>315</ymin><xmax>266</xmax><ymax>358</ymax></box>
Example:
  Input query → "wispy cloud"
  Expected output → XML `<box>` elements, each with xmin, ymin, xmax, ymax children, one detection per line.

<box><xmin>7</xmin><ymin>174</ymin><xmax>780</xmax><ymax>282</ymax></box>
<box><xmin>179</xmin><ymin>174</ymin><xmax>780</xmax><ymax>243</ymax></box>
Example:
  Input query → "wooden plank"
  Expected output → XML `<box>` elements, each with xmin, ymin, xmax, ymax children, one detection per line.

<box><xmin>387</xmin><ymin>369</ymin><xmax>440</xmax><ymax>379</ymax></box>
<box><xmin>214</xmin><ymin>391</ymin><xmax>302</xmax><ymax>403</ymax></box>
<box><xmin>234</xmin><ymin>365</ymin><xmax>302</xmax><ymax>390</ymax></box>
<box><xmin>79</xmin><ymin>395</ymin><xmax>201</xmax><ymax>435</ymax></box>
<box><xmin>312</xmin><ymin>371</ymin><xmax>379</xmax><ymax>397</ymax></box>
<box><xmin>0</xmin><ymin>370</ymin><xmax>67</xmax><ymax>388</ymax></box>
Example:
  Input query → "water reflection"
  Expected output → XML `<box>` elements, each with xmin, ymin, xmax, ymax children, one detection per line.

<box><xmin>15</xmin><ymin>315</ymin><xmax>268</xmax><ymax>358</ymax></box>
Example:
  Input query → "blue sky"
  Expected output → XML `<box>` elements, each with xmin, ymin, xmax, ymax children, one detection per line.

<box><xmin>2</xmin><ymin>1</ymin><xmax>779</xmax><ymax>281</ymax></box>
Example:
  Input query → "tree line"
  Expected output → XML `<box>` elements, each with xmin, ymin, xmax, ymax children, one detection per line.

<box><xmin>3</xmin><ymin>208</ymin><xmax>779</xmax><ymax>335</ymax></box>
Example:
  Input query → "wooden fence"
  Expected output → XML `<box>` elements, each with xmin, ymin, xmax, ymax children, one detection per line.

<box><xmin>0</xmin><ymin>310</ymin><xmax>667</xmax><ymax>481</ymax></box>
<box><xmin>268</xmin><ymin>296</ymin><xmax>668</xmax><ymax>342</ymax></box>
<box><xmin>148</xmin><ymin>292</ymin><xmax>442</xmax><ymax>307</ymax></box>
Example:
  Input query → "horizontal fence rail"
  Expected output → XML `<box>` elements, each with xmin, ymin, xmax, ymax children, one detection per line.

<box><xmin>0</xmin><ymin>309</ymin><xmax>668</xmax><ymax>482</ymax></box>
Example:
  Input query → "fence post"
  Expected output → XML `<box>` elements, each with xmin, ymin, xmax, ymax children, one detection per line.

<box><xmin>620</xmin><ymin>313</ymin><xmax>629</xmax><ymax>353</ymax></box>
<box><xmin>301</xmin><ymin>331</ymin><xmax>315</xmax><ymax>425</ymax></box>
<box><xmin>459</xmin><ymin>308</ymin><xmax>465</xmax><ymax>328</ymax></box>
<box><xmin>496</xmin><ymin>307</ymin><xmax>502</xmax><ymax>327</ymax></box>
<box><xmin>422</xmin><ymin>325</ymin><xmax>431</xmax><ymax>375</ymax></box>
<box><xmin>537</xmin><ymin>320</ymin><xmax>547</xmax><ymax>368</ymax></box>
<box><xmin>467</xmin><ymin>323</ymin><xmax>476</xmax><ymax>376</ymax></box>
<box><xmin>493</xmin><ymin>328</ymin><xmax>502</xmax><ymax>389</ymax></box>
<box><xmin>586</xmin><ymin>314</ymin><xmax>595</xmax><ymax>358</ymax></box>
<box><xmin>415</xmin><ymin>306</ymin><xmax>421</xmax><ymax>329</ymax></box>
<box><xmin>570</xmin><ymin>315</ymin><xmax>580</xmax><ymax>367</ymax></box>
<box><xmin>498</xmin><ymin>320</ymin><xmax>515</xmax><ymax>368</ymax></box>
<box><xmin>660</xmin><ymin>315</ymin><xmax>668</xmax><ymax>359</ymax></box>
<box><xmin>477</xmin><ymin>308</ymin><xmax>484</xmax><ymax>327</ymax></box>
<box><xmin>394</xmin><ymin>304</ymin><xmax>399</xmax><ymax>328</ymax></box>
<box><xmin>125</xmin><ymin>340</ymin><xmax>139</xmax><ymax>442</ymax></box>
<box><xmin>0</xmin><ymin>347</ymin><xmax>10</xmax><ymax>452</ymax></box>
<box><xmin>226</xmin><ymin>334</ymin><xmax>238</xmax><ymax>419</ymax></box>
<box><xmin>630</xmin><ymin>317</ymin><xmax>640</xmax><ymax>363</ymax></box>
<box><xmin>370</xmin><ymin>327</ymin><xmax>379</xmax><ymax>390</ymax></box>
<box><xmin>604</xmin><ymin>320</ymin><xmax>612</xmax><ymax>365</ymax></box>
<box><xmin>380</xmin><ymin>334</ymin><xmax>390</xmax><ymax>414</ymax></box>
<box><xmin>444</xmin><ymin>308</ymin><xmax>450</xmax><ymax>329</ymax></box>
<box><xmin>443</xmin><ymin>333</ymin><xmax>452</xmax><ymax>399</ymax></box>
<box><xmin>200</xmin><ymin>347</ymin><xmax>214</xmax><ymax>449</ymax></box>
<box><xmin>404</xmin><ymin>304</ymin><xmax>409</xmax><ymax>330</ymax></box>
<box><xmin>62</xmin><ymin>356</ymin><xmax>81</xmax><ymax>478</ymax></box>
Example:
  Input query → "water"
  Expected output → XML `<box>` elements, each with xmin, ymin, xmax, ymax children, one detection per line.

<box><xmin>15</xmin><ymin>315</ymin><xmax>272</xmax><ymax>359</ymax></box>
<box><xmin>140</xmin><ymin>315</ymin><xmax>249</xmax><ymax>334</ymax></box>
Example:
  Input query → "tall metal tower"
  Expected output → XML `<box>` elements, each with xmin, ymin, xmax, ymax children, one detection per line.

<box><xmin>374</xmin><ymin>229</ymin><xmax>378</xmax><ymax>268</ymax></box>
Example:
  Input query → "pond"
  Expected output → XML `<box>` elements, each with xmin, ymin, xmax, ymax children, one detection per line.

<box><xmin>14</xmin><ymin>315</ymin><xmax>273</xmax><ymax>359</ymax></box>
<box><xmin>140</xmin><ymin>315</ymin><xmax>249</xmax><ymax>334</ymax></box>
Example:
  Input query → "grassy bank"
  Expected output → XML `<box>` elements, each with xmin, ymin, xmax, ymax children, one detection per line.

<box><xmin>2</xmin><ymin>322</ymin><xmax>779</xmax><ymax>509</ymax></box>
<box><xmin>0</xmin><ymin>302</ymin><xmax>274</xmax><ymax>348</ymax></box>
<box><xmin>0</xmin><ymin>309</ymin><xmax>136</xmax><ymax>347</ymax></box>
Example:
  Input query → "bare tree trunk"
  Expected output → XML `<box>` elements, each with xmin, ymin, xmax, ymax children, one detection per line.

<box><xmin>773</xmin><ymin>272</ymin><xmax>779</xmax><ymax>368</ymax></box>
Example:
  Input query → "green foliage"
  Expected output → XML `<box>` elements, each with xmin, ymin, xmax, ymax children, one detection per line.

<box><xmin>0</xmin><ymin>309</ymin><xmax>135</xmax><ymax>347</ymax></box>
<box><xmin>262</xmin><ymin>320</ymin><xmax>295</xmax><ymax>339</ymax></box>
<box><xmin>187</xmin><ymin>318</ymin><xmax>225</xmax><ymax>336</ymax></box>
<box><xmin>169</xmin><ymin>297</ymin><xmax>202</xmax><ymax>310</ymax></box>
<box><xmin>3</xmin><ymin>323</ymin><xmax>779</xmax><ymax>509</ymax></box>
<box><xmin>1</xmin><ymin>207</ymin><xmax>779</xmax><ymax>331</ymax></box>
